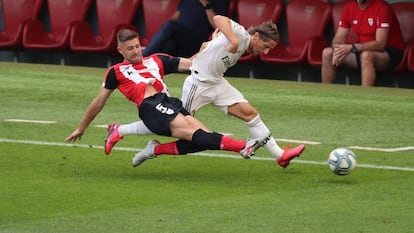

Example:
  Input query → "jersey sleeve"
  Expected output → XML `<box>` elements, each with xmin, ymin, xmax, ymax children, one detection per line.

<box><xmin>103</xmin><ymin>67</ymin><xmax>118</xmax><ymax>89</ymax></box>
<box><xmin>377</xmin><ymin>4</ymin><xmax>393</xmax><ymax>29</ymax></box>
<box><xmin>155</xmin><ymin>53</ymin><xmax>180</xmax><ymax>74</ymax></box>
<box><xmin>339</xmin><ymin>4</ymin><xmax>351</xmax><ymax>29</ymax></box>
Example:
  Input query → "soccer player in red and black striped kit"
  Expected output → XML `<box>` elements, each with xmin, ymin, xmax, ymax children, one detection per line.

<box><xmin>105</xmin><ymin>16</ymin><xmax>305</xmax><ymax>169</ymax></box>
<box><xmin>65</xmin><ymin>29</ymin><xmax>264</xmax><ymax>167</ymax></box>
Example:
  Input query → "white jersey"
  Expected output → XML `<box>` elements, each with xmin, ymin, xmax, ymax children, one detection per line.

<box><xmin>182</xmin><ymin>20</ymin><xmax>250</xmax><ymax>115</ymax></box>
<box><xmin>190</xmin><ymin>20</ymin><xmax>250</xmax><ymax>83</ymax></box>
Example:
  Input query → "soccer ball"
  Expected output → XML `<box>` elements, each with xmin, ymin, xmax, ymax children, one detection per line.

<box><xmin>327</xmin><ymin>148</ymin><xmax>356</xmax><ymax>176</ymax></box>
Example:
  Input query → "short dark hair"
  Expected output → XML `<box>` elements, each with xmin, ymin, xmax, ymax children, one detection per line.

<box><xmin>247</xmin><ymin>21</ymin><xmax>279</xmax><ymax>43</ymax></box>
<box><xmin>117</xmin><ymin>29</ymin><xmax>139</xmax><ymax>44</ymax></box>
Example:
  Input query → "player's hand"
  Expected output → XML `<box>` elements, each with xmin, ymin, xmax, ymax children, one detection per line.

<box><xmin>200</xmin><ymin>42</ymin><xmax>208</xmax><ymax>51</ymax></box>
<box><xmin>332</xmin><ymin>53</ymin><xmax>342</xmax><ymax>66</ymax></box>
<box><xmin>212</xmin><ymin>28</ymin><xmax>220</xmax><ymax>39</ymax></box>
<box><xmin>332</xmin><ymin>45</ymin><xmax>347</xmax><ymax>66</ymax></box>
<box><xmin>225</xmin><ymin>42</ymin><xmax>239</xmax><ymax>54</ymax></box>
<box><xmin>225</xmin><ymin>35</ymin><xmax>239</xmax><ymax>54</ymax></box>
<box><xmin>65</xmin><ymin>129</ymin><xmax>83</xmax><ymax>143</ymax></box>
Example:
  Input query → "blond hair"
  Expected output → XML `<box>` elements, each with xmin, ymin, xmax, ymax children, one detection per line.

<box><xmin>247</xmin><ymin>21</ymin><xmax>279</xmax><ymax>43</ymax></box>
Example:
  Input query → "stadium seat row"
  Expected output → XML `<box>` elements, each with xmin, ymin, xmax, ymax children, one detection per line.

<box><xmin>235</xmin><ymin>0</ymin><xmax>414</xmax><ymax>77</ymax></box>
<box><xmin>0</xmin><ymin>0</ymin><xmax>413</xmax><ymax>74</ymax></box>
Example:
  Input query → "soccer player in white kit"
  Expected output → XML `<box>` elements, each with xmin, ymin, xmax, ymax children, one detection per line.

<box><xmin>181</xmin><ymin>15</ymin><xmax>305</xmax><ymax>168</ymax></box>
<box><xmin>105</xmin><ymin>16</ymin><xmax>305</xmax><ymax>168</ymax></box>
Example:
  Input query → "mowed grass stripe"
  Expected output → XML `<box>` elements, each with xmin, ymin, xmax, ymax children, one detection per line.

<box><xmin>2</xmin><ymin>63</ymin><xmax>414</xmax><ymax>232</ymax></box>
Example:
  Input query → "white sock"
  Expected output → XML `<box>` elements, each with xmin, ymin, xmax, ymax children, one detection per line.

<box><xmin>118</xmin><ymin>121</ymin><xmax>153</xmax><ymax>136</ymax></box>
<box><xmin>245</xmin><ymin>115</ymin><xmax>284</xmax><ymax>159</ymax></box>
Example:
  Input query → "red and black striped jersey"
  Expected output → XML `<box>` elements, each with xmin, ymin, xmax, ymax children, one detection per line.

<box><xmin>103</xmin><ymin>53</ymin><xmax>180</xmax><ymax>106</ymax></box>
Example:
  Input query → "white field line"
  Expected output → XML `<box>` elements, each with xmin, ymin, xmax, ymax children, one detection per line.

<box><xmin>1</xmin><ymin>138</ymin><xmax>413</xmax><ymax>172</ymax></box>
<box><xmin>277</xmin><ymin>138</ymin><xmax>321</xmax><ymax>145</ymax></box>
<box><xmin>94</xmin><ymin>125</ymin><xmax>109</xmax><ymax>128</ymax></box>
<box><xmin>348</xmin><ymin>146</ymin><xmax>414</xmax><ymax>152</ymax></box>
<box><xmin>4</xmin><ymin>119</ymin><xmax>56</xmax><ymax>124</ymax></box>
<box><xmin>6</xmin><ymin>120</ymin><xmax>414</xmax><ymax>152</ymax></box>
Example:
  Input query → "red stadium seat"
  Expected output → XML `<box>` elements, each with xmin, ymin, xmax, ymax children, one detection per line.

<box><xmin>69</xmin><ymin>0</ymin><xmax>140</xmax><ymax>53</ymax></box>
<box><xmin>260</xmin><ymin>0</ymin><xmax>331</xmax><ymax>80</ymax></box>
<box><xmin>140</xmin><ymin>0</ymin><xmax>179</xmax><ymax>47</ymax></box>
<box><xmin>22</xmin><ymin>0</ymin><xmax>93</xmax><ymax>54</ymax></box>
<box><xmin>308</xmin><ymin>0</ymin><xmax>357</xmax><ymax>66</ymax></box>
<box><xmin>237</xmin><ymin>0</ymin><xmax>283</xmax><ymax>33</ymax></box>
<box><xmin>0</xmin><ymin>0</ymin><xmax>44</xmax><ymax>59</ymax></box>
<box><xmin>236</xmin><ymin>0</ymin><xmax>283</xmax><ymax>63</ymax></box>
<box><xmin>391</xmin><ymin>2</ymin><xmax>414</xmax><ymax>73</ymax></box>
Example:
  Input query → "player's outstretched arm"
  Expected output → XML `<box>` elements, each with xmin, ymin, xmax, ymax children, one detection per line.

<box><xmin>65</xmin><ymin>87</ymin><xmax>113</xmax><ymax>142</ymax></box>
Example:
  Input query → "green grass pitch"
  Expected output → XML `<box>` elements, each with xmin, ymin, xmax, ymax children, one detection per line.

<box><xmin>1</xmin><ymin>62</ymin><xmax>414</xmax><ymax>233</ymax></box>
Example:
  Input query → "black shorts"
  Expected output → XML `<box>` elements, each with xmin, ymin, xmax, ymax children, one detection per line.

<box><xmin>138</xmin><ymin>93</ymin><xmax>190</xmax><ymax>136</ymax></box>
<box><xmin>386</xmin><ymin>47</ymin><xmax>404</xmax><ymax>68</ymax></box>
<box><xmin>354</xmin><ymin>47</ymin><xmax>404</xmax><ymax>69</ymax></box>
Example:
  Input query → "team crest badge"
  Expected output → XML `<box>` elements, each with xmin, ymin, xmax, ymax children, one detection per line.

<box><xmin>368</xmin><ymin>18</ymin><xmax>373</xmax><ymax>26</ymax></box>
<box><xmin>222</xmin><ymin>56</ymin><xmax>230</xmax><ymax>67</ymax></box>
<box><xmin>255</xmin><ymin>3</ymin><xmax>265</xmax><ymax>17</ymax></box>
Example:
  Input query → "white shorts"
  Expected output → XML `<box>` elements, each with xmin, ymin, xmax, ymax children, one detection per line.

<box><xmin>181</xmin><ymin>74</ymin><xmax>248</xmax><ymax>116</ymax></box>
